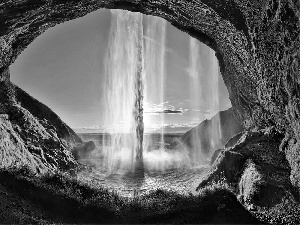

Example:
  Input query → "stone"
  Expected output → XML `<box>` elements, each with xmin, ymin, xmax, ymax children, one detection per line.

<box><xmin>238</xmin><ymin>159</ymin><xmax>292</xmax><ymax>207</ymax></box>
<box><xmin>197</xmin><ymin>129</ymin><xmax>298</xmax><ymax>222</ymax></box>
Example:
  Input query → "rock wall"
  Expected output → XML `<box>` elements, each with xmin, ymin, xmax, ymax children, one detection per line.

<box><xmin>13</xmin><ymin>84</ymin><xmax>82</xmax><ymax>144</ymax></box>
<box><xmin>197</xmin><ymin>129</ymin><xmax>300</xmax><ymax>224</ymax></box>
<box><xmin>1</xmin><ymin>1</ymin><xmax>300</xmax><ymax>188</ymax></box>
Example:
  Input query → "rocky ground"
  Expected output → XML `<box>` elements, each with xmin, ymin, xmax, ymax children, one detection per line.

<box><xmin>0</xmin><ymin>125</ymin><xmax>298</xmax><ymax>224</ymax></box>
<box><xmin>199</xmin><ymin>128</ymin><xmax>300</xmax><ymax>225</ymax></box>
<box><xmin>0</xmin><ymin>168</ymin><xmax>262</xmax><ymax>224</ymax></box>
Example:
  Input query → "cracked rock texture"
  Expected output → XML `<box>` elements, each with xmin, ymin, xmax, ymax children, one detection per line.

<box><xmin>1</xmin><ymin>1</ymin><xmax>300</xmax><ymax>188</ymax></box>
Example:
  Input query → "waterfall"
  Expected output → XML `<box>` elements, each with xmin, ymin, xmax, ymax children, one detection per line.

<box><xmin>102</xmin><ymin>10</ymin><xmax>168</xmax><ymax>173</ymax></box>
<box><xmin>188</xmin><ymin>38</ymin><xmax>221</xmax><ymax>165</ymax></box>
<box><xmin>143</xmin><ymin>16</ymin><xmax>167</xmax><ymax>151</ymax></box>
<box><xmin>103</xmin><ymin>9</ymin><xmax>144</xmax><ymax>173</ymax></box>
<box><xmin>188</xmin><ymin>37</ymin><xmax>203</xmax><ymax>164</ymax></box>
<box><xmin>208</xmin><ymin>48</ymin><xmax>222</xmax><ymax>150</ymax></box>
<box><xmin>102</xmin><ymin>9</ymin><xmax>221</xmax><ymax>172</ymax></box>
<box><xmin>134</xmin><ymin>17</ymin><xmax>144</xmax><ymax>161</ymax></box>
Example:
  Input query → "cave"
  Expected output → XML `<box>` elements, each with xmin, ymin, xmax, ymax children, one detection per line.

<box><xmin>1</xmin><ymin>1</ymin><xmax>300</xmax><ymax>224</ymax></box>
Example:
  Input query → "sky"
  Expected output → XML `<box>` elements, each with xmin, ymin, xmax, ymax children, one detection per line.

<box><xmin>10</xmin><ymin>9</ymin><xmax>231</xmax><ymax>133</ymax></box>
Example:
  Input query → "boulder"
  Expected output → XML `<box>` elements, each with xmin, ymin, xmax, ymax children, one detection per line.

<box><xmin>238</xmin><ymin>159</ymin><xmax>293</xmax><ymax>207</ymax></box>
<box><xmin>197</xmin><ymin>129</ymin><xmax>300</xmax><ymax>224</ymax></box>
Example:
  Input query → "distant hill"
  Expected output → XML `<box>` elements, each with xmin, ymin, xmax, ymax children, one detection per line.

<box><xmin>181</xmin><ymin>108</ymin><xmax>244</xmax><ymax>165</ymax></box>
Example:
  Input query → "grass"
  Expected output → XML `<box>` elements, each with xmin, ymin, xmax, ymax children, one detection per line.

<box><xmin>0</xmin><ymin>167</ymin><xmax>264</xmax><ymax>224</ymax></box>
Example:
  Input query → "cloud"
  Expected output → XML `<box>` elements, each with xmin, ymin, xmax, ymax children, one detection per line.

<box><xmin>145</xmin><ymin>109</ymin><xmax>184</xmax><ymax>114</ymax></box>
<box><xmin>162</xmin><ymin>109</ymin><xmax>183</xmax><ymax>114</ymax></box>
<box><xmin>144</xmin><ymin>101</ymin><xmax>189</xmax><ymax>115</ymax></box>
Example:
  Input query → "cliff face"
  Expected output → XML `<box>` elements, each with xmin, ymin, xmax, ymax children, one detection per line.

<box><xmin>181</xmin><ymin>108</ymin><xmax>244</xmax><ymax>165</ymax></box>
<box><xmin>0</xmin><ymin>69</ymin><xmax>80</xmax><ymax>173</ymax></box>
<box><xmin>0</xmin><ymin>1</ymin><xmax>300</xmax><ymax>188</ymax></box>
<box><xmin>13</xmin><ymin>84</ymin><xmax>82</xmax><ymax>145</ymax></box>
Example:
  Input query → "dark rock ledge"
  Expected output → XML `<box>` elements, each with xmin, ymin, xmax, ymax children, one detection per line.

<box><xmin>198</xmin><ymin>128</ymin><xmax>300</xmax><ymax>224</ymax></box>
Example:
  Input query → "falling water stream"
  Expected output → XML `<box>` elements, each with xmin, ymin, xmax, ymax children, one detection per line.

<box><xmin>188</xmin><ymin>37</ymin><xmax>203</xmax><ymax>164</ymax></box>
<box><xmin>102</xmin><ymin>10</ymin><xmax>144</xmax><ymax>173</ymax></box>
<box><xmin>188</xmin><ymin>37</ymin><xmax>222</xmax><ymax>165</ymax></box>
<box><xmin>209</xmin><ymin>48</ymin><xmax>222</xmax><ymax>150</ymax></box>
<box><xmin>143</xmin><ymin>16</ymin><xmax>167</xmax><ymax>152</ymax></box>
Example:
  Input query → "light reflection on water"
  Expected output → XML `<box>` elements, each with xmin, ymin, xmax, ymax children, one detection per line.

<box><xmin>77</xmin><ymin>133</ymin><xmax>209</xmax><ymax>198</ymax></box>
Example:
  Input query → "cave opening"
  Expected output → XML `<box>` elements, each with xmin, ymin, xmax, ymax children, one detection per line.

<box><xmin>10</xmin><ymin>9</ymin><xmax>232</xmax><ymax>197</ymax></box>
<box><xmin>2</xmin><ymin>2</ymin><xmax>300</xmax><ymax>223</ymax></box>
